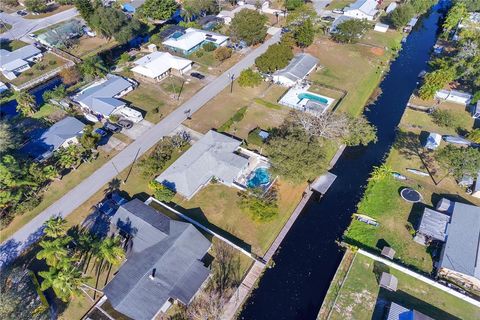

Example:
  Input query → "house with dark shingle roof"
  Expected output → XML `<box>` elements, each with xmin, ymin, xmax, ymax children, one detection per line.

<box><xmin>103</xmin><ymin>199</ymin><xmax>211</xmax><ymax>319</ymax></box>
<box><xmin>437</xmin><ymin>201</ymin><xmax>480</xmax><ymax>292</ymax></box>
<box><xmin>22</xmin><ymin>116</ymin><xmax>85</xmax><ymax>161</ymax></box>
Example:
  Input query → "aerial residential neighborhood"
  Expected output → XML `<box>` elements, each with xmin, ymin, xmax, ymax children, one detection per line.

<box><xmin>1</xmin><ymin>0</ymin><xmax>480</xmax><ymax>320</ymax></box>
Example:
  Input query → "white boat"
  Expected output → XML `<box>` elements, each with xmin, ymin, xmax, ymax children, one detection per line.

<box><xmin>84</xmin><ymin>113</ymin><xmax>99</xmax><ymax>123</ymax></box>
<box><xmin>406</xmin><ymin>168</ymin><xmax>429</xmax><ymax>176</ymax></box>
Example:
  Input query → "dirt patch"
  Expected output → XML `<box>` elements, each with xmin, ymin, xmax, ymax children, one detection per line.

<box><xmin>371</xmin><ymin>47</ymin><xmax>385</xmax><ymax>56</ymax></box>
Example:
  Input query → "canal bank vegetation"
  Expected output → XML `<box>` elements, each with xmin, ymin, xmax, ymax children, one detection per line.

<box><xmin>321</xmin><ymin>251</ymin><xmax>480</xmax><ymax>320</ymax></box>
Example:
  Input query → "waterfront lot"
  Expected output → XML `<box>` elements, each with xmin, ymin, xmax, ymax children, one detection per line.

<box><xmin>66</xmin><ymin>36</ymin><xmax>117</xmax><ymax>58</ymax></box>
<box><xmin>307</xmin><ymin>30</ymin><xmax>403</xmax><ymax>115</ymax></box>
<box><xmin>325</xmin><ymin>252</ymin><xmax>480</xmax><ymax>320</ymax></box>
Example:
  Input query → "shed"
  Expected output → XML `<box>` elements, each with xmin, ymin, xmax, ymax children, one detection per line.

<box><xmin>258</xmin><ymin>130</ymin><xmax>269</xmax><ymax>141</ymax></box>
<box><xmin>381</xmin><ymin>247</ymin><xmax>396</xmax><ymax>260</ymax></box>
<box><xmin>379</xmin><ymin>273</ymin><xmax>398</xmax><ymax>291</ymax></box>
<box><xmin>436</xmin><ymin>198</ymin><xmax>454</xmax><ymax>214</ymax></box>
<box><xmin>416</xmin><ymin>208</ymin><xmax>450</xmax><ymax>242</ymax></box>
<box><xmin>374</xmin><ymin>23</ymin><xmax>389</xmax><ymax>33</ymax></box>
<box><xmin>424</xmin><ymin>132</ymin><xmax>441</xmax><ymax>150</ymax></box>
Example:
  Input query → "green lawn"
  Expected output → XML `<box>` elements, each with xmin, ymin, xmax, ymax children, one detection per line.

<box><xmin>0</xmin><ymin>39</ymin><xmax>28</xmax><ymax>51</ymax></box>
<box><xmin>344</xmin><ymin>174</ymin><xmax>434</xmax><ymax>273</ymax></box>
<box><xmin>32</xmin><ymin>104</ymin><xmax>67</xmax><ymax>121</ymax></box>
<box><xmin>328</xmin><ymin>252</ymin><xmax>480</xmax><ymax>320</ymax></box>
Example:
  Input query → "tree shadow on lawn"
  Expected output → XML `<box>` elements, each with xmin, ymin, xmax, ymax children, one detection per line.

<box><xmin>372</xmin><ymin>288</ymin><xmax>462</xmax><ymax>320</ymax></box>
<box><xmin>170</xmin><ymin>204</ymin><xmax>252</xmax><ymax>255</ymax></box>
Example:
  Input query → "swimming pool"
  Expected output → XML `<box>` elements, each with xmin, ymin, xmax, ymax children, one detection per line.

<box><xmin>171</xmin><ymin>31</ymin><xmax>184</xmax><ymax>39</ymax></box>
<box><xmin>298</xmin><ymin>92</ymin><xmax>329</xmax><ymax>105</ymax></box>
<box><xmin>247</xmin><ymin>167</ymin><xmax>271</xmax><ymax>188</ymax></box>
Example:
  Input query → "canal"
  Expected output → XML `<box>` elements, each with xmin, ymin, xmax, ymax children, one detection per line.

<box><xmin>239</xmin><ymin>3</ymin><xmax>446</xmax><ymax>320</ymax></box>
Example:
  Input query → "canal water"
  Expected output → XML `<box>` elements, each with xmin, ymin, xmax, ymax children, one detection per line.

<box><xmin>240</xmin><ymin>3</ymin><xmax>446</xmax><ymax>320</ymax></box>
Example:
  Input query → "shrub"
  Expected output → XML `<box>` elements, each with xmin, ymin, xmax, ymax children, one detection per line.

<box><xmin>109</xmin><ymin>114</ymin><xmax>120</xmax><ymax>123</ymax></box>
<box><xmin>255</xmin><ymin>43</ymin><xmax>293</xmax><ymax>73</ymax></box>
<box><xmin>238</xmin><ymin>186</ymin><xmax>279</xmax><ymax>222</ymax></box>
<box><xmin>214</xmin><ymin>46</ymin><xmax>232</xmax><ymax>61</ymax></box>
<box><xmin>195</xmin><ymin>49</ymin><xmax>204</xmax><ymax>58</ymax></box>
<box><xmin>48</xmin><ymin>60</ymin><xmax>57</xmax><ymax>66</ymax></box>
<box><xmin>218</xmin><ymin>106</ymin><xmax>247</xmax><ymax>132</ymax></box>
<box><xmin>430</xmin><ymin>109</ymin><xmax>460</xmax><ymax>128</ymax></box>
<box><xmin>202</xmin><ymin>42</ymin><xmax>217</xmax><ymax>52</ymax></box>
<box><xmin>148</xmin><ymin>180</ymin><xmax>175</xmax><ymax>202</ymax></box>
<box><xmin>238</xmin><ymin>68</ymin><xmax>262</xmax><ymax>88</ymax></box>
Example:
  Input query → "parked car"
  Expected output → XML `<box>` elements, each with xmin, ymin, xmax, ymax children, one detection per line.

<box><xmin>117</xmin><ymin>119</ymin><xmax>134</xmax><ymax>129</ymax></box>
<box><xmin>95</xmin><ymin>128</ymin><xmax>108</xmax><ymax>137</ymax></box>
<box><xmin>332</xmin><ymin>9</ymin><xmax>344</xmax><ymax>14</ymax></box>
<box><xmin>191</xmin><ymin>72</ymin><xmax>205</xmax><ymax>80</ymax></box>
<box><xmin>103</xmin><ymin>122</ymin><xmax>122</xmax><ymax>133</ymax></box>
<box><xmin>322</xmin><ymin>16</ymin><xmax>336</xmax><ymax>22</ymax></box>
<box><xmin>28</xmin><ymin>33</ymin><xmax>37</xmax><ymax>38</ymax></box>
<box><xmin>17</xmin><ymin>10</ymin><xmax>28</xmax><ymax>16</ymax></box>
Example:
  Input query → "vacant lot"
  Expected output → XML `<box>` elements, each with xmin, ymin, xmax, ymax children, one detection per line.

<box><xmin>67</xmin><ymin>36</ymin><xmax>117</xmax><ymax>58</ymax></box>
<box><xmin>327</xmin><ymin>252</ymin><xmax>480</xmax><ymax>320</ymax></box>
<box><xmin>308</xmin><ymin>30</ymin><xmax>402</xmax><ymax>115</ymax></box>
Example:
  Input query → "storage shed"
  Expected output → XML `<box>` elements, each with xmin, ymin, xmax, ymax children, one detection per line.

<box><xmin>424</xmin><ymin>132</ymin><xmax>441</xmax><ymax>150</ymax></box>
<box><xmin>379</xmin><ymin>273</ymin><xmax>398</xmax><ymax>292</ymax></box>
<box><xmin>374</xmin><ymin>23</ymin><xmax>389</xmax><ymax>33</ymax></box>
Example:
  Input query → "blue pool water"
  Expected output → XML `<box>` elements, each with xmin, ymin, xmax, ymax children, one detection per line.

<box><xmin>247</xmin><ymin>167</ymin><xmax>271</xmax><ymax>188</ymax></box>
<box><xmin>298</xmin><ymin>92</ymin><xmax>329</xmax><ymax>105</ymax></box>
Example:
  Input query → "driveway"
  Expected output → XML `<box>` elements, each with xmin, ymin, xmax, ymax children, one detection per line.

<box><xmin>0</xmin><ymin>29</ymin><xmax>282</xmax><ymax>267</ymax></box>
<box><xmin>121</xmin><ymin>120</ymin><xmax>154</xmax><ymax>140</ymax></box>
<box><xmin>312</xmin><ymin>0</ymin><xmax>334</xmax><ymax>16</ymax></box>
<box><xmin>0</xmin><ymin>8</ymin><xmax>78</xmax><ymax>40</ymax></box>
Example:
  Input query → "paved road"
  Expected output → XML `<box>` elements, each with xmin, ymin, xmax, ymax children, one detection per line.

<box><xmin>0</xmin><ymin>8</ymin><xmax>78</xmax><ymax>40</ymax></box>
<box><xmin>312</xmin><ymin>0</ymin><xmax>333</xmax><ymax>16</ymax></box>
<box><xmin>0</xmin><ymin>31</ymin><xmax>282</xmax><ymax>267</ymax></box>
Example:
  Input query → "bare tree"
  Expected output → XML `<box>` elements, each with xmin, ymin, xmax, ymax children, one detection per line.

<box><xmin>187</xmin><ymin>289</ymin><xmax>229</xmax><ymax>320</ymax></box>
<box><xmin>292</xmin><ymin>110</ymin><xmax>349</xmax><ymax>140</ymax></box>
<box><xmin>211</xmin><ymin>240</ymin><xmax>241</xmax><ymax>293</ymax></box>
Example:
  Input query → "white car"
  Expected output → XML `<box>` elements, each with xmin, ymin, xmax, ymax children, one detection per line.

<box><xmin>332</xmin><ymin>9</ymin><xmax>344</xmax><ymax>14</ymax></box>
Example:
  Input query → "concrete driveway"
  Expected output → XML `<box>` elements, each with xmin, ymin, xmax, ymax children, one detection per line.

<box><xmin>0</xmin><ymin>8</ymin><xmax>78</xmax><ymax>40</ymax></box>
<box><xmin>121</xmin><ymin>120</ymin><xmax>154</xmax><ymax>140</ymax></box>
<box><xmin>0</xmin><ymin>29</ymin><xmax>282</xmax><ymax>267</ymax></box>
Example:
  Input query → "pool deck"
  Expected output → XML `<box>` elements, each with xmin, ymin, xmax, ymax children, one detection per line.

<box><xmin>278</xmin><ymin>84</ymin><xmax>335</xmax><ymax>113</ymax></box>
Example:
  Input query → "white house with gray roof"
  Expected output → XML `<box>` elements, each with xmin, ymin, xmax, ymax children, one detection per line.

<box><xmin>156</xmin><ymin>130</ymin><xmax>250</xmax><ymax>199</ymax></box>
<box><xmin>343</xmin><ymin>0</ymin><xmax>379</xmax><ymax>21</ymax></box>
<box><xmin>73</xmin><ymin>74</ymin><xmax>136</xmax><ymax>118</ymax></box>
<box><xmin>437</xmin><ymin>201</ymin><xmax>480</xmax><ymax>291</ymax></box>
<box><xmin>104</xmin><ymin>199</ymin><xmax>211</xmax><ymax>319</ymax></box>
<box><xmin>0</xmin><ymin>45</ymin><xmax>43</xmax><ymax>80</ymax></box>
<box><xmin>272</xmin><ymin>53</ymin><xmax>319</xmax><ymax>87</ymax></box>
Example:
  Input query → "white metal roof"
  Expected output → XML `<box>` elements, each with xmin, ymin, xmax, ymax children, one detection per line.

<box><xmin>163</xmin><ymin>28</ymin><xmax>228</xmax><ymax>52</ymax></box>
<box><xmin>131</xmin><ymin>52</ymin><xmax>192</xmax><ymax>79</ymax></box>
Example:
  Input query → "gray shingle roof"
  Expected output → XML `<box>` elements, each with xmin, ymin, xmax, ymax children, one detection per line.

<box><xmin>75</xmin><ymin>75</ymin><xmax>132</xmax><ymax>115</ymax></box>
<box><xmin>439</xmin><ymin>202</ymin><xmax>480</xmax><ymax>279</ymax></box>
<box><xmin>156</xmin><ymin>130</ymin><xmax>248</xmax><ymax>199</ymax></box>
<box><xmin>417</xmin><ymin>208</ymin><xmax>450</xmax><ymax>241</ymax></box>
<box><xmin>0</xmin><ymin>45</ymin><xmax>42</xmax><ymax>71</ymax></box>
<box><xmin>386</xmin><ymin>302</ymin><xmax>434</xmax><ymax>320</ymax></box>
<box><xmin>104</xmin><ymin>199</ymin><xmax>211</xmax><ymax>320</ymax></box>
<box><xmin>273</xmin><ymin>53</ymin><xmax>318</xmax><ymax>82</ymax></box>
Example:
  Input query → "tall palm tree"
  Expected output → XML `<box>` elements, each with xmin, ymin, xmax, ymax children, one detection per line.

<box><xmin>181</xmin><ymin>6</ymin><xmax>197</xmax><ymax>22</ymax></box>
<box><xmin>15</xmin><ymin>91</ymin><xmax>37</xmax><ymax>117</ymax></box>
<box><xmin>43</xmin><ymin>216</ymin><xmax>68</xmax><ymax>238</ymax></box>
<box><xmin>39</xmin><ymin>265</ymin><xmax>84</xmax><ymax>302</ymax></box>
<box><xmin>95</xmin><ymin>236</ymin><xmax>125</xmax><ymax>295</ymax></box>
<box><xmin>57</xmin><ymin>145</ymin><xmax>83</xmax><ymax>171</ymax></box>
<box><xmin>36</xmin><ymin>237</ymin><xmax>71</xmax><ymax>268</ymax></box>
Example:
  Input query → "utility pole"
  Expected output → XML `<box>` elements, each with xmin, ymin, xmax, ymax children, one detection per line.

<box><xmin>228</xmin><ymin>72</ymin><xmax>235</xmax><ymax>93</ymax></box>
<box><xmin>177</xmin><ymin>79</ymin><xmax>186</xmax><ymax>100</ymax></box>
<box><xmin>124</xmin><ymin>148</ymin><xmax>141</xmax><ymax>184</ymax></box>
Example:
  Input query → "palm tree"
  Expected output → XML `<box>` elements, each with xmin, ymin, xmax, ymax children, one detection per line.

<box><xmin>43</xmin><ymin>165</ymin><xmax>60</xmax><ymax>182</ymax></box>
<box><xmin>94</xmin><ymin>236</ymin><xmax>125</xmax><ymax>295</ymax></box>
<box><xmin>181</xmin><ymin>6</ymin><xmax>197</xmax><ymax>22</ymax></box>
<box><xmin>39</xmin><ymin>265</ymin><xmax>84</xmax><ymax>302</ymax></box>
<box><xmin>43</xmin><ymin>216</ymin><xmax>67</xmax><ymax>238</ymax></box>
<box><xmin>36</xmin><ymin>237</ymin><xmax>71</xmax><ymax>268</ymax></box>
<box><xmin>57</xmin><ymin>145</ymin><xmax>83</xmax><ymax>172</ymax></box>
<box><xmin>15</xmin><ymin>91</ymin><xmax>37</xmax><ymax>117</ymax></box>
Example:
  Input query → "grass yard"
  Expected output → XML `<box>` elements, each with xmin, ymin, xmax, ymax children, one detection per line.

<box><xmin>32</xmin><ymin>103</ymin><xmax>67</xmax><ymax>121</ymax></box>
<box><xmin>327</xmin><ymin>0</ymin><xmax>355</xmax><ymax>10</ymax></box>
<box><xmin>0</xmin><ymin>22</ymin><xmax>12</xmax><ymax>33</ymax></box>
<box><xmin>0</xmin><ymin>53</ymin><xmax>68</xmax><ymax>87</ymax></box>
<box><xmin>0</xmin><ymin>39</ymin><xmax>28</xmax><ymax>51</ymax></box>
<box><xmin>307</xmin><ymin>31</ymin><xmax>402</xmax><ymax>116</ymax></box>
<box><xmin>327</xmin><ymin>252</ymin><xmax>480</xmax><ymax>320</ymax></box>
<box><xmin>66</xmin><ymin>36</ymin><xmax>117</xmax><ymax>58</ymax></box>
<box><xmin>173</xmin><ymin>180</ymin><xmax>307</xmax><ymax>256</ymax></box>
<box><xmin>24</xmin><ymin>5</ymin><xmax>73</xmax><ymax>19</ymax></box>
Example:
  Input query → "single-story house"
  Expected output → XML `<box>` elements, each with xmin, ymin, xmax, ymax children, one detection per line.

<box><xmin>132</xmin><ymin>51</ymin><xmax>193</xmax><ymax>81</ymax></box>
<box><xmin>0</xmin><ymin>45</ymin><xmax>43</xmax><ymax>80</ymax></box>
<box><xmin>435</xmin><ymin>89</ymin><xmax>472</xmax><ymax>105</ymax></box>
<box><xmin>23</xmin><ymin>116</ymin><xmax>85</xmax><ymax>161</ymax></box>
<box><xmin>343</xmin><ymin>0</ymin><xmax>379</xmax><ymax>21</ymax></box>
<box><xmin>122</xmin><ymin>0</ymin><xmax>145</xmax><ymax>13</ymax></box>
<box><xmin>385</xmin><ymin>302</ymin><xmax>433</xmax><ymax>320</ymax></box>
<box><xmin>437</xmin><ymin>201</ymin><xmax>480</xmax><ymax>291</ymax></box>
<box><xmin>162</xmin><ymin>28</ymin><xmax>229</xmax><ymax>55</ymax></box>
<box><xmin>272</xmin><ymin>53</ymin><xmax>319</xmax><ymax>87</ymax></box>
<box><xmin>73</xmin><ymin>74</ymin><xmax>136</xmax><ymax>118</ymax></box>
<box><xmin>104</xmin><ymin>199</ymin><xmax>211</xmax><ymax>319</ymax></box>
<box><xmin>37</xmin><ymin>19</ymin><xmax>84</xmax><ymax>48</ymax></box>
<box><xmin>374</xmin><ymin>22</ymin><xmax>389</xmax><ymax>33</ymax></box>
<box><xmin>156</xmin><ymin>130</ymin><xmax>250</xmax><ymax>199</ymax></box>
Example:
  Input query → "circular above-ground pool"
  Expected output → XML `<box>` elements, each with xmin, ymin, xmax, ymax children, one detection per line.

<box><xmin>400</xmin><ymin>188</ymin><xmax>422</xmax><ymax>203</ymax></box>
<box><xmin>247</xmin><ymin>167</ymin><xmax>271</xmax><ymax>189</ymax></box>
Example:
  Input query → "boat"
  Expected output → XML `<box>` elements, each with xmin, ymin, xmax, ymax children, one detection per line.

<box><xmin>392</xmin><ymin>172</ymin><xmax>407</xmax><ymax>180</ymax></box>
<box><xmin>84</xmin><ymin>113</ymin><xmax>99</xmax><ymax>123</ymax></box>
<box><xmin>406</xmin><ymin>168</ymin><xmax>429</xmax><ymax>176</ymax></box>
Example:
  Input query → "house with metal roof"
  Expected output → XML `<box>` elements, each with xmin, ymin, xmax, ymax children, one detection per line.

<box><xmin>437</xmin><ymin>202</ymin><xmax>480</xmax><ymax>292</ymax></box>
<box><xmin>414</xmin><ymin>208</ymin><xmax>450</xmax><ymax>245</ymax></box>
<box><xmin>162</xmin><ymin>28</ymin><xmax>229</xmax><ymax>55</ymax></box>
<box><xmin>37</xmin><ymin>19</ymin><xmax>84</xmax><ymax>48</ymax></box>
<box><xmin>22</xmin><ymin>116</ymin><xmax>85</xmax><ymax>161</ymax></box>
<box><xmin>104</xmin><ymin>199</ymin><xmax>211</xmax><ymax>319</ymax></box>
<box><xmin>73</xmin><ymin>74</ymin><xmax>136</xmax><ymax>117</ymax></box>
<box><xmin>156</xmin><ymin>130</ymin><xmax>251</xmax><ymax>199</ymax></box>
<box><xmin>131</xmin><ymin>51</ymin><xmax>193</xmax><ymax>81</ymax></box>
<box><xmin>272</xmin><ymin>53</ymin><xmax>319</xmax><ymax>87</ymax></box>
<box><xmin>343</xmin><ymin>0</ymin><xmax>379</xmax><ymax>21</ymax></box>
<box><xmin>385</xmin><ymin>302</ymin><xmax>434</xmax><ymax>320</ymax></box>
<box><xmin>0</xmin><ymin>45</ymin><xmax>43</xmax><ymax>80</ymax></box>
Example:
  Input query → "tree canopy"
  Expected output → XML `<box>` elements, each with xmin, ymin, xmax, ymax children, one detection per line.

<box><xmin>238</xmin><ymin>68</ymin><xmax>263</xmax><ymax>87</ymax></box>
<box><xmin>389</xmin><ymin>4</ymin><xmax>415</xmax><ymax>29</ymax></box>
<box><xmin>331</xmin><ymin>19</ymin><xmax>369</xmax><ymax>44</ymax></box>
<box><xmin>138</xmin><ymin>0</ymin><xmax>178</xmax><ymax>21</ymax></box>
<box><xmin>229</xmin><ymin>9</ymin><xmax>268</xmax><ymax>46</ymax></box>
<box><xmin>294</xmin><ymin>18</ymin><xmax>315</xmax><ymax>48</ymax></box>
<box><xmin>255</xmin><ymin>43</ymin><xmax>293</xmax><ymax>73</ymax></box>
<box><xmin>436</xmin><ymin>145</ymin><xmax>480</xmax><ymax>179</ymax></box>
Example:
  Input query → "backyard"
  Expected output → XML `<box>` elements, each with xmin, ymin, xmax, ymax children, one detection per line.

<box><xmin>325</xmin><ymin>252</ymin><xmax>480</xmax><ymax>320</ymax></box>
<box><xmin>66</xmin><ymin>36</ymin><xmax>117</xmax><ymax>58</ymax></box>
<box><xmin>307</xmin><ymin>30</ymin><xmax>403</xmax><ymax>116</ymax></box>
